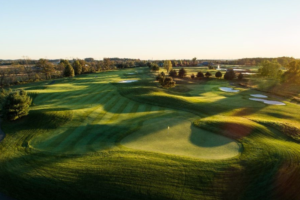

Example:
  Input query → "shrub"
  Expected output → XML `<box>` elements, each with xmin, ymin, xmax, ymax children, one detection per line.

<box><xmin>178</xmin><ymin>68</ymin><xmax>187</xmax><ymax>78</ymax></box>
<box><xmin>197</xmin><ymin>71</ymin><xmax>204</xmax><ymax>79</ymax></box>
<box><xmin>191</xmin><ymin>74</ymin><xmax>195</xmax><ymax>79</ymax></box>
<box><xmin>169</xmin><ymin>69</ymin><xmax>177</xmax><ymax>77</ymax></box>
<box><xmin>224</xmin><ymin>69</ymin><xmax>236</xmax><ymax>80</ymax></box>
<box><xmin>215</xmin><ymin>71</ymin><xmax>222</xmax><ymax>79</ymax></box>
<box><xmin>205</xmin><ymin>72</ymin><xmax>212</xmax><ymax>78</ymax></box>
<box><xmin>2</xmin><ymin>90</ymin><xmax>32</xmax><ymax>121</ymax></box>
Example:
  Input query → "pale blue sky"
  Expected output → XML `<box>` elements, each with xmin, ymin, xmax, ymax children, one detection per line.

<box><xmin>1</xmin><ymin>0</ymin><xmax>299</xmax><ymax>60</ymax></box>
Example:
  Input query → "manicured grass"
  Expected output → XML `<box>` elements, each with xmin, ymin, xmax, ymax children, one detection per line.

<box><xmin>121</xmin><ymin>113</ymin><xmax>240</xmax><ymax>159</ymax></box>
<box><xmin>1</xmin><ymin>68</ymin><xmax>300</xmax><ymax>199</ymax></box>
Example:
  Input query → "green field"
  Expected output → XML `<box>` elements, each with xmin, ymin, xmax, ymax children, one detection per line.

<box><xmin>1</xmin><ymin>68</ymin><xmax>300</xmax><ymax>199</ymax></box>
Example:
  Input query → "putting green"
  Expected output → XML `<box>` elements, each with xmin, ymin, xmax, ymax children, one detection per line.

<box><xmin>121</xmin><ymin>115</ymin><xmax>241</xmax><ymax>159</ymax></box>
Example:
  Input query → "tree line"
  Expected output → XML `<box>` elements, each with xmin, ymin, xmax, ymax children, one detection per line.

<box><xmin>0</xmin><ymin>58</ymin><xmax>148</xmax><ymax>87</ymax></box>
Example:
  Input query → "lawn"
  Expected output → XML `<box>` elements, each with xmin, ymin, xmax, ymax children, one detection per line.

<box><xmin>1</xmin><ymin>68</ymin><xmax>300</xmax><ymax>199</ymax></box>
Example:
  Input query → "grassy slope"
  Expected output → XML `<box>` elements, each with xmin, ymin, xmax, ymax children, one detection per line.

<box><xmin>121</xmin><ymin>114</ymin><xmax>240</xmax><ymax>159</ymax></box>
<box><xmin>0</xmin><ymin>68</ymin><xmax>300</xmax><ymax>199</ymax></box>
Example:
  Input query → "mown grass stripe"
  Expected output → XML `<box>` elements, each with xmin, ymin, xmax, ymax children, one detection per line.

<box><xmin>91</xmin><ymin>103</ymin><xmax>154</xmax><ymax>151</ymax></box>
<box><xmin>69</xmin><ymin>99</ymin><xmax>129</xmax><ymax>153</ymax></box>
<box><xmin>38</xmin><ymin>79</ymin><xmax>111</xmax><ymax>105</ymax></box>
<box><xmin>53</xmin><ymin>95</ymin><xmax>121</xmax><ymax>153</ymax></box>
<box><xmin>59</xmin><ymin>84</ymin><xmax>113</xmax><ymax>106</ymax></box>
<box><xmin>59</xmin><ymin>85</ymin><xmax>114</xmax><ymax>109</ymax></box>
<box><xmin>40</xmin><ymin>91</ymin><xmax>116</xmax><ymax>151</ymax></box>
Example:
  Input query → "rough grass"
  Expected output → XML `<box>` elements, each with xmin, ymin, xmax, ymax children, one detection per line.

<box><xmin>1</xmin><ymin>68</ymin><xmax>300</xmax><ymax>199</ymax></box>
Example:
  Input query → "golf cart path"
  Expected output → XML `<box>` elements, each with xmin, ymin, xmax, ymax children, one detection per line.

<box><xmin>0</xmin><ymin>120</ymin><xmax>16</xmax><ymax>200</ymax></box>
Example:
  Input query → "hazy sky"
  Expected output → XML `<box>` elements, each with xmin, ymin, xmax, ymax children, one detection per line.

<box><xmin>1</xmin><ymin>0</ymin><xmax>300</xmax><ymax>60</ymax></box>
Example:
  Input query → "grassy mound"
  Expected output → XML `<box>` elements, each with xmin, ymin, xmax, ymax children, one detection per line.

<box><xmin>122</xmin><ymin>114</ymin><xmax>240</xmax><ymax>159</ymax></box>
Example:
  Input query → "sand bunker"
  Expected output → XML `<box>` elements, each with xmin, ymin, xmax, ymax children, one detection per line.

<box><xmin>121</xmin><ymin>117</ymin><xmax>240</xmax><ymax>159</ymax></box>
<box><xmin>249</xmin><ymin>98</ymin><xmax>285</xmax><ymax>105</ymax></box>
<box><xmin>250</xmin><ymin>94</ymin><xmax>268</xmax><ymax>98</ymax></box>
<box><xmin>219</xmin><ymin>87</ymin><xmax>239</xmax><ymax>93</ymax></box>
<box><xmin>119</xmin><ymin>80</ymin><xmax>138</xmax><ymax>83</ymax></box>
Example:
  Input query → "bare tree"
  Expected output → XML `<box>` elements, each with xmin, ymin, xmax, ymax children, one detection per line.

<box><xmin>0</xmin><ymin>69</ymin><xmax>8</xmax><ymax>86</ymax></box>
<box><xmin>23</xmin><ymin>56</ymin><xmax>33</xmax><ymax>81</ymax></box>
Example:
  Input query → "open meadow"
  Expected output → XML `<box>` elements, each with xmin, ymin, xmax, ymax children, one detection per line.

<box><xmin>1</xmin><ymin>68</ymin><xmax>300</xmax><ymax>199</ymax></box>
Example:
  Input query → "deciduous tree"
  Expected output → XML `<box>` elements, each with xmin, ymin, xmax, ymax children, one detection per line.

<box><xmin>163</xmin><ymin>60</ymin><xmax>173</xmax><ymax>73</ymax></box>
<box><xmin>197</xmin><ymin>71</ymin><xmax>204</xmax><ymax>79</ymax></box>
<box><xmin>178</xmin><ymin>68</ymin><xmax>187</xmax><ymax>78</ymax></box>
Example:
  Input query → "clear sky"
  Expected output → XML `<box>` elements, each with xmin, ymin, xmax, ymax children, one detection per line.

<box><xmin>1</xmin><ymin>0</ymin><xmax>300</xmax><ymax>60</ymax></box>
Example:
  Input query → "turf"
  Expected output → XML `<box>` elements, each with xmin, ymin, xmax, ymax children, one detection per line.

<box><xmin>1</xmin><ymin>68</ymin><xmax>300</xmax><ymax>200</ymax></box>
<box><xmin>121</xmin><ymin>114</ymin><xmax>240</xmax><ymax>159</ymax></box>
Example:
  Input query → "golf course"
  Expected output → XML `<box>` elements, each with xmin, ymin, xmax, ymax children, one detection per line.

<box><xmin>1</xmin><ymin>67</ymin><xmax>300</xmax><ymax>200</ymax></box>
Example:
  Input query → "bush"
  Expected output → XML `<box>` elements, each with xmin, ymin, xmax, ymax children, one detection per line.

<box><xmin>205</xmin><ymin>72</ymin><xmax>212</xmax><ymax>78</ymax></box>
<box><xmin>178</xmin><ymin>68</ymin><xmax>187</xmax><ymax>78</ymax></box>
<box><xmin>197</xmin><ymin>71</ymin><xmax>204</xmax><ymax>79</ymax></box>
<box><xmin>224</xmin><ymin>69</ymin><xmax>236</xmax><ymax>80</ymax></box>
<box><xmin>169</xmin><ymin>69</ymin><xmax>177</xmax><ymax>77</ymax></box>
<box><xmin>191</xmin><ymin>74</ymin><xmax>195</xmax><ymax>79</ymax></box>
<box><xmin>2</xmin><ymin>90</ymin><xmax>32</xmax><ymax>121</ymax></box>
<box><xmin>238</xmin><ymin>73</ymin><xmax>244</xmax><ymax>80</ymax></box>
<box><xmin>215</xmin><ymin>71</ymin><xmax>222</xmax><ymax>79</ymax></box>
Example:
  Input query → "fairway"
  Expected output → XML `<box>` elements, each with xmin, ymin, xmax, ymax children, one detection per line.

<box><xmin>1</xmin><ymin>68</ymin><xmax>300</xmax><ymax>200</ymax></box>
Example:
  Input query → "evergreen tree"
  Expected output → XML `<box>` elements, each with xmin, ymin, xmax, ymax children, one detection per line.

<box><xmin>224</xmin><ymin>69</ymin><xmax>236</xmax><ymax>80</ymax></box>
<box><xmin>215</xmin><ymin>71</ymin><xmax>222</xmax><ymax>79</ymax></box>
<box><xmin>63</xmin><ymin>62</ymin><xmax>75</xmax><ymax>77</ymax></box>
<box><xmin>178</xmin><ymin>68</ymin><xmax>187</xmax><ymax>78</ymax></box>
<box><xmin>197</xmin><ymin>71</ymin><xmax>204</xmax><ymax>79</ymax></box>
<box><xmin>151</xmin><ymin>63</ymin><xmax>160</xmax><ymax>71</ymax></box>
<box><xmin>2</xmin><ymin>90</ymin><xmax>32</xmax><ymax>121</ymax></box>
<box><xmin>72</xmin><ymin>60</ymin><xmax>82</xmax><ymax>75</ymax></box>
<box><xmin>205</xmin><ymin>72</ymin><xmax>212</xmax><ymax>78</ymax></box>
<box><xmin>169</xmin><ymin>69</ymin><xmax>177</xmax><ymax>77</ymax></box>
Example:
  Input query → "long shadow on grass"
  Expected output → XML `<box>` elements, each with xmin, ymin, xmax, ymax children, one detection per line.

<box><xmin>113</xmin><ymin>79</ymin><xmax>294</xmax><ymax>120</ymax></box>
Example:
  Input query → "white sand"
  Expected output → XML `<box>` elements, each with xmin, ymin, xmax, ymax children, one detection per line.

<box><xmin>250</xmin><ymin>94</ymin><xmax>268</xmax><ymax>98</ymax></box>
<box><xmin>249</xmin><ymin>98</ymin><xmax>285</xmax><ymax>105</ymax></box>
<box><xmin>219</xmin><ymin>87</ymin><xmax>239</xmax><ymax>93</ymax></box>
<box><xmin>119</xmin><ymin>80</ymin><xmax>138</xmax><ymax>83</ymax></box>
<box><xmin>233</xmin><ymin>69</ymin><xmax>244</xmax><ymax>71</ymax></box>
